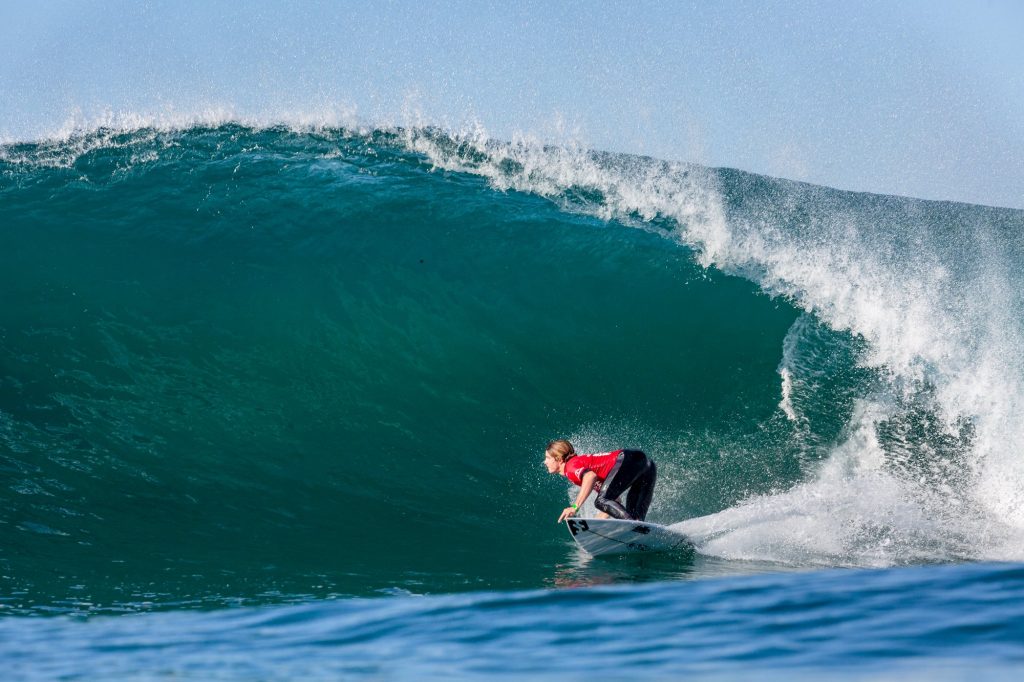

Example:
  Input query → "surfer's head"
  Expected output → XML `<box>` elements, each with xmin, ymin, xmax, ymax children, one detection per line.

<box><xmin>544</xmin><ymin>439</ymin><xmax>575</xmax><ymax>474</ymax></box>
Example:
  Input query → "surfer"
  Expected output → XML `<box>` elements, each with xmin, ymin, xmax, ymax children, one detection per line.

<box><xmin>544</xmin><ymin>439</ymin><xmax>657</xmax><ymax>523</ymax></box>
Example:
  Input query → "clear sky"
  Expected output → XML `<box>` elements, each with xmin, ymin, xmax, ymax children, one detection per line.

<box><xmin>2</xmin><ymin>0</ymin><xmax>1021</xmax><ymax>208</ymax></box>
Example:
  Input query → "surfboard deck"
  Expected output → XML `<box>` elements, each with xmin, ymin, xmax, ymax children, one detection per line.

<box><xmin>565</xmin><ymin>517</ymin><xmax>691</xmax><ymax>556</ymax></box>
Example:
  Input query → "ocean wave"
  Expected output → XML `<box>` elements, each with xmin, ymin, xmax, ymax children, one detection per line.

<box><xmin>3</xmin><ymin>122</ymin><xmax>1024</xmax><ymax>613</ymax></box>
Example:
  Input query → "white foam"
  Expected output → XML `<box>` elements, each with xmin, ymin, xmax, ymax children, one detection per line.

<box><xmin>778</xmin><ymin>367</ymin><xmax>797</xmax><ymax>422</ymax></box>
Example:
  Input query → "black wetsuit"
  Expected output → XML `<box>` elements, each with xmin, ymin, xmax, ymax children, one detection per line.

<box><xmin>593</xmin><ymin>449</ymin><xmax>657</xmax><ymax>521</ymax></box>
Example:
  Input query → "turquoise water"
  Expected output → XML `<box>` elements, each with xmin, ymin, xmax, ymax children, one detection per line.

<box><xmin>3</xmin><ymin>125</ymin><xmax>1024</xmax><ymax>677</ymax></box>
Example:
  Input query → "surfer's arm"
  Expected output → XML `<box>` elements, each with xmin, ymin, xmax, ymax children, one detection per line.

<box><xmin>557</xmin><ymin>471</ymin><xmax>599</xmax><ymax>522</ymax></box>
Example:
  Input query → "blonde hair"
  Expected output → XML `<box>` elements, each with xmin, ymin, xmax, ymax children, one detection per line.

<box><xmin>545</xmin><ymin>439</ymin><xmax>575</xmax><ymax>463</ymax></box>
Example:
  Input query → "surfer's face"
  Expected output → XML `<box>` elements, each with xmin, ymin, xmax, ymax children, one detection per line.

<box><xmin>543</xmin><ymin>451</ymin><xmax>560</xmax><ymax>474</ymax></box>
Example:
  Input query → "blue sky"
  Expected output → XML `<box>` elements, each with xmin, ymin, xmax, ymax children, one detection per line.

<box><xmin>2</xmin><ymin>0</ymin><xmax>1021</xmax><ymax>208</ymax></box>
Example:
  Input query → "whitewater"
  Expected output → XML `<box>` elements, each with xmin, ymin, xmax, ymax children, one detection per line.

<box><xmin>3</xmin><ymin>119</ymin><xmax>1024</xmax><ymax>678</ymax></box>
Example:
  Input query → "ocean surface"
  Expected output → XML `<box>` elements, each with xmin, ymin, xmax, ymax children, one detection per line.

<box><xmin>3</xmin><ymin>124</ymin><xmax>1024</xmax><ymax>678</ymax></box>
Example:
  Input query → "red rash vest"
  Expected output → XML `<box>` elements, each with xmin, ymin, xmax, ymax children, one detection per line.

<box><xmin>563</xmin><ymin>450</ymin><xmax>623</xmax><ymax>486</ymax></box>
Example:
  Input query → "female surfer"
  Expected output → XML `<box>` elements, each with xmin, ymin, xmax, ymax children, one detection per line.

<box><xmin>544</xmin><ymin>439</ymin><xmax>657</xmax><ymax>523</ymax></box>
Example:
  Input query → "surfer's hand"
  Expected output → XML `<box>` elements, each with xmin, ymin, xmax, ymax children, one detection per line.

<box><xmin>558</xmin><ymin>507</ymin><xmax>577</xmax><ymax>523</ymax></box>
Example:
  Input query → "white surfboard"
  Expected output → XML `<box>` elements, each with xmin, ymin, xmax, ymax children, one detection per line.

<box><xmin>565</xmin><ymin>517</ymin><xmax>691</xmax><ymax>556</ymax></box>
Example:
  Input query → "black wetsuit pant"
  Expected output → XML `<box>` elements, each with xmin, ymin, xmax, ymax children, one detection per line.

<box><xmin>593</xmin><ymin>450</ymin><xmax>657</xmax><ymax>521</ymax></box>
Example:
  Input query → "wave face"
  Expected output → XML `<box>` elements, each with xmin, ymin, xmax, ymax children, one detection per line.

<box><xmin>2</xmin><ymin>124</ymin><xmax>1023</xmax><ymax>614</ymax></box>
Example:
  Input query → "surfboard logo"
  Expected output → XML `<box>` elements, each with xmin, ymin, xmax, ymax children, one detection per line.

<box><xmin>566</xmin><ymin>519</ymin><xmax>589</xmax><ymax>536</ymax></box>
